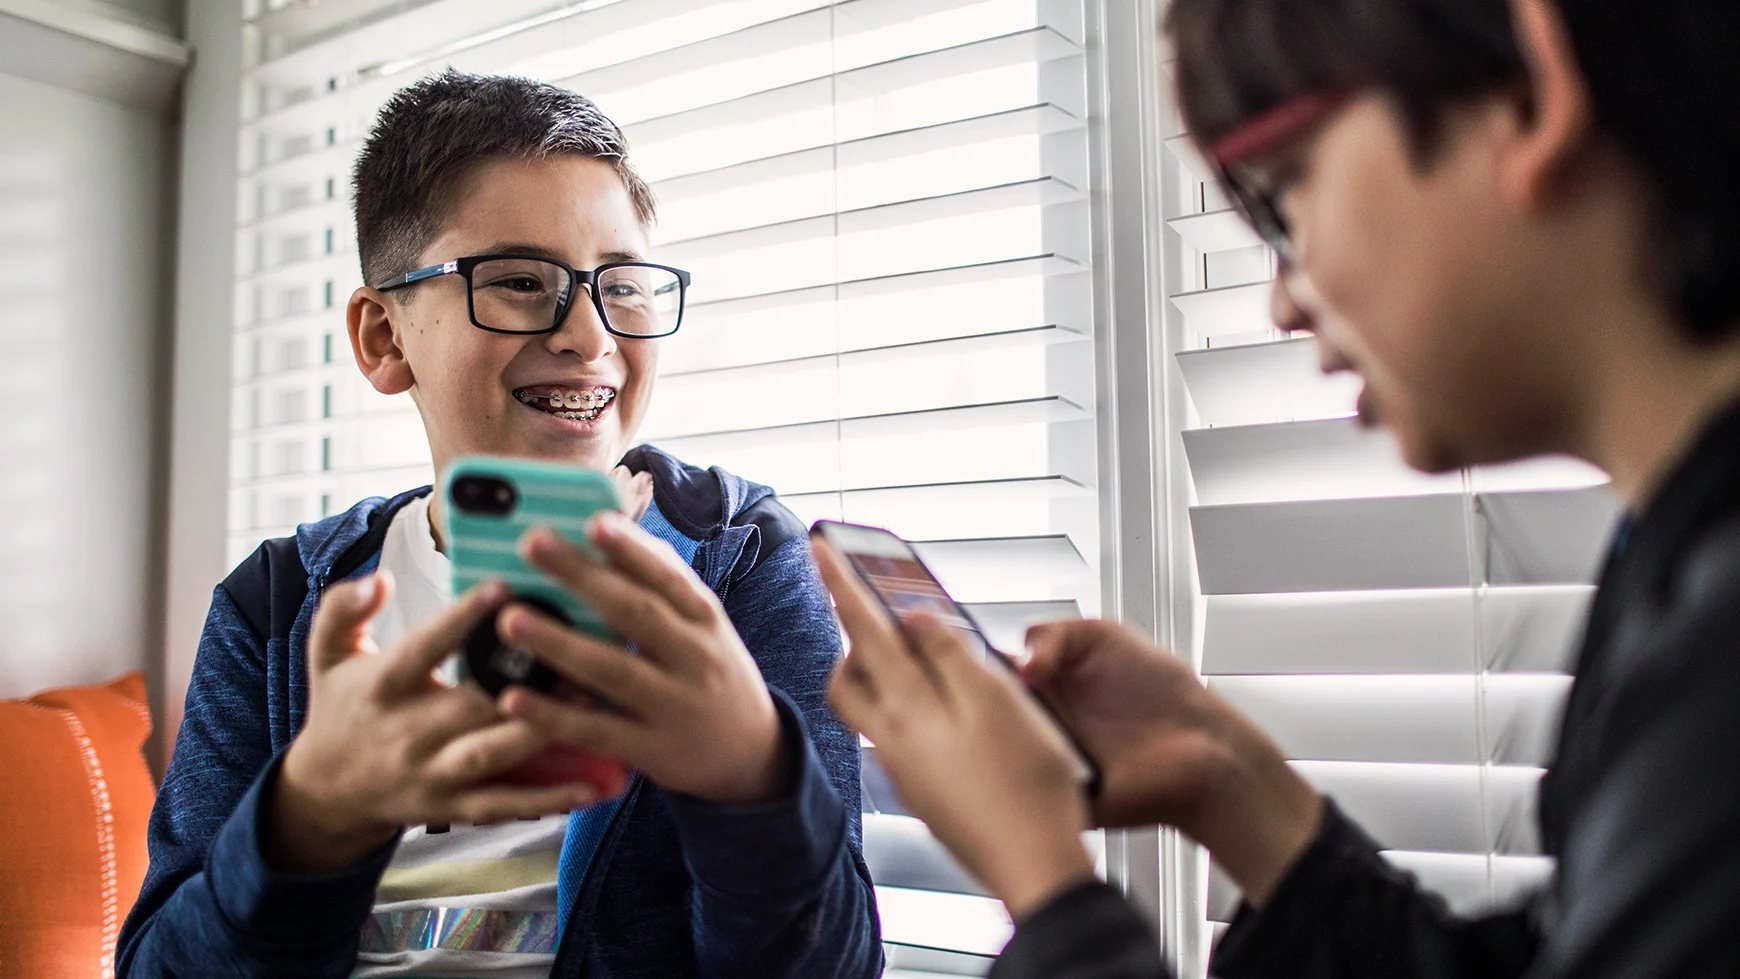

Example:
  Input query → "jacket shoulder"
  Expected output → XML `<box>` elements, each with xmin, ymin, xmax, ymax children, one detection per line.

<box><xmin>1675</xmin><ymin>510</ymin><xmax>1740</xmax><ymax>610</ymax></box>
<box><xmin>219</xmin><ymin>487</ymin><xmax>432</xmax><ymax>642</ymax></box>
<box><xmin>624</xmin><ymin>446</ymin><xmax>783</xmax><ymax>532</ymax></box>
<box><xmin>219</xmin><ymin>536</ymin><xmax>306</xmax><ymax>642</ymax></box>
<box><xmin>626</xmin><ymin>445</ymin><xmax>807</xmax><ymax>580</ymax></box>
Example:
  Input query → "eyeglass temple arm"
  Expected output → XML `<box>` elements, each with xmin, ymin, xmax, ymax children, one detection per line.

<box><xmin>373</xmin><ymin>259</ymin><xmax>460</xmax><ymax>292</ymax></box>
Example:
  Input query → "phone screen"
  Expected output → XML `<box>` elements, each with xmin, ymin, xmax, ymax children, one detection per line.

<box><xmin>815</xmin><ymin>520</ymin><xmax>1100</xmax><ymax>795</ymax></box>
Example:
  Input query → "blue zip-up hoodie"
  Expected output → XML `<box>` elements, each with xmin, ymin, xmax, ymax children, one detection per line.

<box><xmin>117</xmin><ymin>446</ymin><xmax>883</xmax><ymax>978</ymax></box>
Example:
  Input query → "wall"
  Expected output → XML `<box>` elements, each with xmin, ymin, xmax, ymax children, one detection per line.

<box><xmin>0</xmin><ymin>70</ymin><xmax>177</xmax><ymax>708</ymax></box>
<box><xmin>159</xmin><ymin>0</ymin><xmax>240</xmax><ymax>766</ymax></box>
<box><xmin>66</xmin><ymin>0</ymin><xmax>184</xmax><ymax>34</ymax></box>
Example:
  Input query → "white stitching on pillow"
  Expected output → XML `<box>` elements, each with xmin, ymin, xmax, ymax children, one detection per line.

<box><xmin>55</xmin><ymin>709</ymin><xmax>120</xmax><ymax>979</ymax></box>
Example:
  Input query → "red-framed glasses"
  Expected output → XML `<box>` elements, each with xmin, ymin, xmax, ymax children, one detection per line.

<box><xmin>1208</xmin><ymin>90</ymin><xmax>1352</xmax><ymax>265</ymax></box>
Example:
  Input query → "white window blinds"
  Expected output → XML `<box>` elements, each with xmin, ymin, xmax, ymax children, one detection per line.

<box><xmin>233</xmin><ymin>1</ymin><xmax>1101</xmax><ymax>970</ymax></box>
<box><xmin>1156</xmin><ymin>97</ymin><xmax>1619</xmax><ymax>944</ymax></box>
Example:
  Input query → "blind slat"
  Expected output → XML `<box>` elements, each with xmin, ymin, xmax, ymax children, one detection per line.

<box><xmin>1169</xmin><ymin>280</ymin><xmax>1271</xmax><ymax>342</ymax></box>
<box><xmin>653</xmin><ymin>420</ymin><xmax>1083</xmax><ymax>499</ymax></box>
<box><xmin>1210</xmin><ymin>674</ymin><xmax>1573</xmax><ymax>767</ymax></box>
<box><xmin>1167</xmin><ymin>207</ymin><xmax>1260</xmax><ymax>254</ymax></box>
<box><xmin>1203</xmin><ymin>587</ymin><xmax>1593</xmax><ymax>676</ymax></box>
<box><xmin>622</xmin><ymin>25</ymin><xmax>1080</xmax><ymax>152</ymax></box>
<box><xmin>1291</xmin><ymin>760</ymin><xmax>1544</xmax><ymax>856</ymax></box>
<box><xmin>1177</xmin><ymin>337</ymin><xmax>1361</xmax><ymax>429</ymax></box>
<box><xmin>1183</xmin><ymin>418</ymin><xmax>1459</xmax><ymax>507</ymax></box>
<box><xmin>682</xmin><ymin>251</ymin><xmax>1084</xmax><ymax>312</ymax></box>
<box><xmin>1208</xmin><ymin>850</ymin><xmax>1556</xmax><ymax>922</ymax></box>
<box><xmin>787</xmin><ymin>478</ymin><xmax>1094</xmax><ymax>546</ymax></box>
<box><xmin>653</xmin><ymin>102</ymin><xmax>1081</xmax><ymax>198</ymax></box>
<box><xmin>662</xmin><ymin>323</ymin><xmax>1086</xmax><ymax>380</ymax></box>
<box><xmin>912</xmin><ymin>535</ymin><xmax>1090</xmax><ymax>604</ymax></box>
<box><xmin>1191</xmin><ymin>490</ymin><xmax>1614</xmax><ymax>595</ymax></box>
<box><xmin>657</xmin><ymin>176</ymin><xmax>1081</xmax><ymax>258</ymax></box>
<box><xmin>644</xmin><ymin>393</ymin><xmax>1086</xmax><ymax>443</ymax></box>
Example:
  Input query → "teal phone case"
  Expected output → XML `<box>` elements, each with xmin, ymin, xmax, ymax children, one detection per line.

<box><xmin>442</xmin><ymin>455</ymin><xmax>620</xmax><ymax>688</ymax></box>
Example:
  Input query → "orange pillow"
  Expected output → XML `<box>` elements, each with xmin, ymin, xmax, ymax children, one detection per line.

<box><xmin>0</xmin><ymin>673</ymin><xmax>155</xmax><ymax>979</ymax></box>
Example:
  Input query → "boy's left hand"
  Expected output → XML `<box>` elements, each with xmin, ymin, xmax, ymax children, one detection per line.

<box><xmin>495</xmin><ymin>512</ymin><xmax>793</xmax><ymax>805</ymax></box>
<box><xmin>811</xmin><ymin>538</ymin><xmax>1096</xmax><ymax>920</ymax></box>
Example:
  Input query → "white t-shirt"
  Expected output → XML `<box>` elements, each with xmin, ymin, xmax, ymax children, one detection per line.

<box><xmin>353</xmin><ymin>494</ymin><xmax>570</xmax><ymax>979</ymax></box>
<box><xmin>368</xmin><ymin>494</ymin><xmax>452</xmax><ymax>652</ymax></box>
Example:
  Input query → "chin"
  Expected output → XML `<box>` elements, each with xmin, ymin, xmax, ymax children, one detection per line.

<box><xmin>1394</xmin><ymin>431</ymin><xmax>1474</xmax><ymax>476</ymax></box>
<box><xmin>540</xmin><ymin>435</ymin><xmax>621</xmax><ymax>471</ymax></box>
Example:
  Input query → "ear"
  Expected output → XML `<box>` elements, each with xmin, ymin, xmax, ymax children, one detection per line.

<box><xmin>348</xmin><ymin>287</ymin><xmax>415</xmax><ymax>396</ymax></box>
<box><xmin>1502</xmin><ymin>0</ymin><xmax>1596</xmax><ymax>210</ymax></box>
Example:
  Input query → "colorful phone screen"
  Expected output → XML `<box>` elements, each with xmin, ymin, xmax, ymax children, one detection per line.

<box><xmin>816</xmin><ymin>521</ymin><xmax>993</xmax><ymax>659</ymax></box>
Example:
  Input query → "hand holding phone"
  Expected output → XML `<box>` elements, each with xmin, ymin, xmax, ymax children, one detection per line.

<box><xmin>811</xmin><ymin>520</ymin><xmax>1101</xmax><ymax>796</ymax></box>
<box><xmin>810</xmin><ymin>525</ymin><xmax>1103</xmax><ymax>916</ymax></box>
<box><xmin>443</xmin><ymin>456</ymin><xmax>633</xmax><ymax>797</ymax></box>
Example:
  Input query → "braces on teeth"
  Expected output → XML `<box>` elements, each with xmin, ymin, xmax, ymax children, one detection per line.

<box><xmin>517</xmin><ymin>388</ymin><xmax>615</xmax><ymax>420</ymax></box>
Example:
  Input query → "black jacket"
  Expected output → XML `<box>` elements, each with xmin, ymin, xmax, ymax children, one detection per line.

<box><xmin>991</xmin><ymin>399</ymin><xmax>1740</xmax><ymax>979</ymax></box>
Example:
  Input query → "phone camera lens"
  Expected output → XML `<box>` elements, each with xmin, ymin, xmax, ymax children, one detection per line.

<box><xmin>451</xmin><ymin>475</ymin><xmax>517</xmax><ymax>516</ymax></box>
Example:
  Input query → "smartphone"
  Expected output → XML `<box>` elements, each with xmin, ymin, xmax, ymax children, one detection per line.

<box><xmin>442</xmin><ymin>455</ymin><xmax>630</xmax><ymax>796</ymax></box>
<box><xmin>811</xmin><ymin>520</ymin><xmax>1101</xmax><ymax>797</ymax></box>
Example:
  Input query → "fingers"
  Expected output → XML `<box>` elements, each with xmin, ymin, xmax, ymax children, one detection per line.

<box><xmin>423</xmin><ymin>717</ymin><xmax>552</xmax><ymax>789</ymax></box>
<box><xmin>377</xmin><ymin>579</ymin><xmax>510</xmax><ymax>698</ymax></box>
<box><xmin>826</xmin><ymin>659</ymin><xmax>876</xmax><ymax>736</ymax></box>
<box><xmin>404</xmin><ymin>684</ymin><xmax>502</xmax><ymax>755</ymax></box>
<box><xmin>904</xmin><ymin>614</ymin><xmax>986</xmax><ymax>702</ymax></box>
<box><xmin>502</xmin><ymin>688</ymin><xmax>641</xmax><ymax>762</ymax></box>
<box><xmin>520</xmin><ymin>527</ymin><xmax>704</xmax><ymax>664</ymax></box>
<box><xmin>307</xmin><ymin>572</ymin><xmax>394</xmax><ymax>675</ymax></box>
<box><xmin>609</xmin><ymin>466</ymin><xmax>655</xmax><ymax>522</ymax></box>
<box><xmin>809</xmin><ymin>538</ymin><xmax>906</xmax><ymax>658</ymax></box>
<box><xmin>812</xmin><ymin>537</ymin><xmax>939</xmax><ymax>708</ymax></box>
<box><xmin>1022</xmin><ymin>619</ymin><xmax>1126</xmax><ymax>689</ymax></box>
<box><xmin>443</xmin><ymin>783</ymin><xmax>597</xmax><ymax>826</ymax></box>
<box><xmin>584</xmin><ymin>513</ymin><xmax>717</xmax><ymax>622</ymax></box>
<box><xmin>497</xmin><ymin>604</ymin><xmax>672</xmax><ymax>717</ymax></box>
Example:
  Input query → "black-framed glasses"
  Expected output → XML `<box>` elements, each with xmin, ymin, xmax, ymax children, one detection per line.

<box><xmin>1209</xmin><ymin>90</ymin><xmax>1352</xmax><ymax>267</ymax></box>
<box><xmin>373</xmin><ymin>255</ymin><xmax>691</xmax><ymax>338</ymax></box>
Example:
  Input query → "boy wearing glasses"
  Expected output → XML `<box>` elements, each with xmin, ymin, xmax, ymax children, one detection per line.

<box><xmin>811</xmin><ymin>0</ymin><xmax>1740</xmax><ymax>978</ymax></box>
<box><xmin>118</xmin><ymin>71</ymin><xmax>881</xmax><ymax>979</ymax></box>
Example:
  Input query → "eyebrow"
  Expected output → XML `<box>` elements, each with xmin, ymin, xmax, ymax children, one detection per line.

<box><xmin>479</xmin><ymin>242</ymin><xmax>647</xmax><ymax>265</ymax></box>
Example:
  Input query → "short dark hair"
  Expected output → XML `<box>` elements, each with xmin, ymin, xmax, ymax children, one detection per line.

<box><xmin>1166</xmin><ymin>0</ymin><xmax>1740</xmax><ymax>341</ymax></box>
<box><xmin>352</xmin><ymin>69</ymin><xmax>657</xmax><ymax>288</ymax></box>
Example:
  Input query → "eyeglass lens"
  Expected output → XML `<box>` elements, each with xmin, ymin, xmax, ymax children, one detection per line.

<box><xmin>1226</xmin><ymin>170</ymin><xmax>1291</xmax><ymax>261</ymax></box>
<box><xmin>467</xmin><ymin>258</ymin><xmax>682</xmax><ymax>336</ymax></box>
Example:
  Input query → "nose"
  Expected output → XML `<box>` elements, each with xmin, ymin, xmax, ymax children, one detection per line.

<box><xmin>1270</xmin><ymin>264</ymin><xmax>1313</xmax><ymax>336</ymax></box>
<box><xmin>546</xmin><ymin>288</ymin><xmax>618</xmax><ymax>363</ymax></box>
<box><xmin>1272</xmin><ymin>265</ymin><xmax>1356</xmax><ymax>375</ymax></box>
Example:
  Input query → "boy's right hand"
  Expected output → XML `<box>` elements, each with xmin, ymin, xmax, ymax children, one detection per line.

<box><xmin>1022</xmin><ymin>620</ymin><xmax>1322</xmax><ymax>905</ymax></box>
<box><xmin>263</xmin><ymin>573</ymin><xmax>598</xmax><ymax>876</ymax></box>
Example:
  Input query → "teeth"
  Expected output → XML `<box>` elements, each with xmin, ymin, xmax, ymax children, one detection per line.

<box><xmin>518</xmin><ymin>387</ymin><xmax>615</xmax><ymax>412</ymax></box>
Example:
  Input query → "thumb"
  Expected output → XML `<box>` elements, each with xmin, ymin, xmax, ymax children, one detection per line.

<box><xmin>1020</xmin><ymin>619</ymin><xmax>1074</xmax><ymax>688</ymax></box>
<box><xmin>307</xmin><ymin>571</ymin><xmax>394</xmax><ymax>675</ymax></box>
<box><xmin>1022</xmin><ymin>619</ymin><xmax>1105</xmax><ymax>691</ymax></box>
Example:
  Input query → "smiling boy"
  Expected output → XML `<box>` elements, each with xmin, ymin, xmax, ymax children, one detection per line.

<box><xmin>117</xmin><ymin>71</ymin><xmax>881</xmax><ymax>979</ymax></box>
